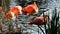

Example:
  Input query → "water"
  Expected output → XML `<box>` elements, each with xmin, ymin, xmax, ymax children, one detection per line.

<box><xmin>10</xmin><ymin>0</ymin><xmax>60</xmax><ymax>34</ymax></box>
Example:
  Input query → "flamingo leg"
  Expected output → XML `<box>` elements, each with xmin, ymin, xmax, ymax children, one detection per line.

<box><xmin>26</xmin><ymin>13</ymin><xmax>29</xmax><ymax>17</ymax></box>
<box><xmin>38</xmin><ymin>26</ymin><xmax>45</xmax><ymax>34</ymax></box>
<box><xmin>38</xmin><ymin>25</ymin><xmax>39</xmax><ymax>34</ymax></box>
<box><xmin>16</xmin><ymin>16</ymin><xmax>18</xmax><ymax>29</ymax></box>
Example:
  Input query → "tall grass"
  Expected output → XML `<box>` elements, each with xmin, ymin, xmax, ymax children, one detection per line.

<box><xmin>46</xmin><ymin>8</ymin><xmax>59</xmax><ymax>34</ymax></box>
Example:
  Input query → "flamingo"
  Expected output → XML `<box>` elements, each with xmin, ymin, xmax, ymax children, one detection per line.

<box><xmin>0</xmin><ymin>6</ymin><xmax>2</xmax><ymax>14</ymax></box>
<box><xmin>6</xmin><ymin>6</ymin><xmax>22</xmax><ymax>29</ymax></box>
<box><xmin>27</xmin><ymin>14</ymin><xmax>49</xmax><ymax>34</ymax></box>
<box><xmin>22</xmin><ymin>2</ymin><xmax>38</xmax><ymax>17</ymax></box>
<box><xmin>28</xmin><ymin>14</ymin><xmax>49</xmax><ymax>25</ymax></box>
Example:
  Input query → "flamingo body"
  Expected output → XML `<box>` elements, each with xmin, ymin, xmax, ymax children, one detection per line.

<box><xmin>11</xmin><ymin>6</ymin><xmax>22</xmax><ymax>16</ymax></box>
<box><xmin>29</xmin><ymin>17</ymin><xmax>44</xmax><ymax>25</ymax></box>
<box><xmin>22</xmin><ymin>2</ymin><xmax>38</xmax><ymax>15</ymax></box>
<box><xmin>0</xmin><ymin>6</ymin><xmax>2</xmax><ymax>14</ymax></box>
<box><xmin>6</xmin><ymin>11</ymin><xmax>15</xmax><ymax>20</ymax></box>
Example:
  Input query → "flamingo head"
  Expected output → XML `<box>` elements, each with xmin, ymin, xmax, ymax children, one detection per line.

<box><xmin>32</xmin><ymin>2</ymin><xmax>39</xmax><ymax>13</ymax></box>
<box><xmin>15</xmin><ymin>6</ymin><xmax>22</xmax><ymax>15</ymax></box>
<box><xmin>44</xmin><ymin>14</ymin><xmax>49</xmax><ymax>23</ymax></box>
